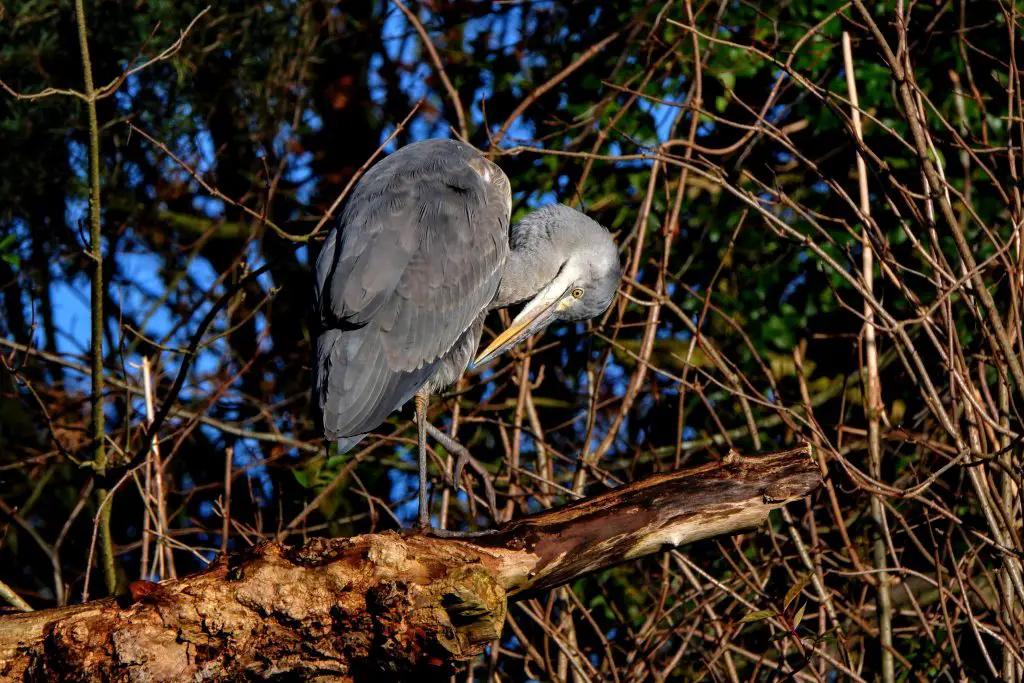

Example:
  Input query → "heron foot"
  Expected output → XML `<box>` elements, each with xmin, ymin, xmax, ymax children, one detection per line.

<box><xmin>421</xmin><ymin>422</ymin><xmax>499</xmax><ymax>520</ymax></box>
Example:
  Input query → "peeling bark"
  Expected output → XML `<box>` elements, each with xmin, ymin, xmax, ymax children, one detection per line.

<box><xmin>0</xmin><ymin>446</ymin><xmax>819</xmax><ymax>682</ymax></box>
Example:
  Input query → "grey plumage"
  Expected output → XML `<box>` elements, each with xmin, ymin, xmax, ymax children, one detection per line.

<box><xmin>313</xmin><ymin>138</ymin><xmax>621</xmax><ymax>457</ymax></box>
<box><xmin>495</xmin><ymin>203</ymin><xmax>621</xmax><ymax>319</ymax></box>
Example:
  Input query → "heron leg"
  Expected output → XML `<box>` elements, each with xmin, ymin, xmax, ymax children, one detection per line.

<box><xmin>422</xmin><ymin>422</ymin><xmax>499</xmax><ymax>521</ymax></box>
<box><xmin>414</xmin><ymin>389</ymin><xmax>430</xmax><ymax>529</ymax></box>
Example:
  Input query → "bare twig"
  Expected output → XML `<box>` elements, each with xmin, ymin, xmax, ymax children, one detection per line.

<box><xmin>307</xmin><ymin>101</ymin><xmax>422</xmax><ymax>240</ymax></box>
<box><xmin>0</xmin><ymin>579</ymin><xmax>32</xmax><ymax>613</ymax></box>
<box><xmin>74</xmin><ymin>0</ymin><xmax>117</xmax><ymax>598</ymax></box>
<box><xmin>390</xmin><ymin>2</ymin><xmax>466</xmax><ymax>140</ymax></box>
<box><xmin>141</xmin><ymin>356</ymin><xmax>174</xmax><ymax>580</ymax></box>
<box><xmin>843</xmin><ymin>31</ymin><xmax>894</xmax><ymax>683</ymax></box>
<box><xmin>221</xmin><ymin>447</ymin><xmax>233</xmax><ymax>555</ymax></box>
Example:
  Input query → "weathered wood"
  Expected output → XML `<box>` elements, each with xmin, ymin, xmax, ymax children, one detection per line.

<box><xmin>0</xmin><ymin>446</ymin><xmax>819</xmax><ymax>682</ymax></box>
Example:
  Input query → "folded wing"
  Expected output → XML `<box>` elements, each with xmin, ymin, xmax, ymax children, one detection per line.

<box><xmin>313</xmin><ymin>139</ymin><xmax>510</xmax><ymax>442</ymax></box>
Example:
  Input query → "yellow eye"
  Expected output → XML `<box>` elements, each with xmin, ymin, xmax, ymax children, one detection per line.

<box><xmin>571</xmin><ymin>287</ymin><xmax>584</xmax><ymax>299</ymax></box>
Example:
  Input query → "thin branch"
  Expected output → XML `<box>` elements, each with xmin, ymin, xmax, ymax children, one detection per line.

<box><xmin>92</xmin><ymin>8</ymin><xmax>210</xmax><ymax>101</ymax></box>
<box><xmin>843</xmin><ymin>30</ymin><xmax>894</xmax><ymax>683</ymax></box>
<box><xmin>0</xmin><ymin>337</ymin><xmax>320</xmax><ymax>453</ymax></box>
<box><xmin>126</xmin><ymin>123</ymin><xmax>294</xmax><ymax>241</ymax></box>
<box><xmin>0</xmin><ymin>580</ymin><xmax>31</xmax><ymax>613</ymax></box>
<box><xmin>390</xmin><ymin>2</ymin><xmax>466</xmax><ymax>140</ymax></box>
<box><xmin>307</xmin><ymin>101</ymin><xmax>421</xmax><ymax>240</ymax></box>
<box><xmin>489</xmin><ymin>29</ymin><xmax>623</xmax><ymax>150</ymax></box>
<box><xmin>74</xmin><ymin>0</ymin><xmax>117</xmax><ymax>597</ymax></box>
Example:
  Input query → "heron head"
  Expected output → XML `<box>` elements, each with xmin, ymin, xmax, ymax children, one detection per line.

<box><xmin>471</xmin><ymin>204</ymin><xmax>621</xmax><ymax>369</ymax></box>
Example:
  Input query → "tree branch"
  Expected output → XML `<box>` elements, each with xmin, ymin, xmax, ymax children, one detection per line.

<box><xmin>0</xmin><ymin>446</ymin><xmax>819</xmax><ymax>681</ymax></box>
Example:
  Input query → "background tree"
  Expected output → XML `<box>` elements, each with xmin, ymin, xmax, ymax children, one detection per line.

<box><xmin>1</xmin><ymin>0</ymin><xmax>1022</xmax><ymax>680</ymax></box>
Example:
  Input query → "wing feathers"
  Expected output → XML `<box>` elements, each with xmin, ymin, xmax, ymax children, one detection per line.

<box><xmin>313</xmin><ymin>139</ymin><xmax>510</xmax><ymax>440</ymax></box>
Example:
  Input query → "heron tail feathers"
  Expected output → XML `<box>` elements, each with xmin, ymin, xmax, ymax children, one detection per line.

<box><xmin>334</xmin><ymin>433</ymin><xmax>367</xmax><ymax>454</ymax></box>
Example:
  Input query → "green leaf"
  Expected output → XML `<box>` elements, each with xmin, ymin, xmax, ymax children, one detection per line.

<box><xmin>319</xmin><ymin>486</ymin><xmax>344</xmax><ymax>519</ymax></box>
<box><xmin>326</xmin><ymin>454</ymin><xmax>349</xmax><ymax>469</ymax></box>
<box><xmin>793</xmin><ymin>603</ymin><xmax>807</xmax><ymax>626</ymax></box>
<box><xmin>784</xmin><ymin>574</ymin><xmax>812</xmax><ymax>610</ymax></box>
<box><xmin>1</xmin><ymin>253</ymin><xmax>18</xmax><ymax>268</ymax></box>
<box><xmin>739</xmin><ymin>609</ymin><xmax>775</xmax><ymax>624</ymax></box>
<box><xmin>763</xmin><ymin>314</ymin><xmax>796</xmax><ymax>350</ymax></box>
<box><xmin>0</xmin><ymin>234</ymin><xmax>16</xmax><ymax>251</ymax></box>
<box><xmin>291</xmin><ymin>468</ymin><xmax>309</xmax><ymax>488</ymax></box>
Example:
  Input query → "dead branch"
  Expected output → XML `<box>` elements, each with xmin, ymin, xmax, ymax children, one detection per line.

<box><xmin>0</xmin><ymin>446</ymin><xmax>818</xmax><ymax>682</ymax></box>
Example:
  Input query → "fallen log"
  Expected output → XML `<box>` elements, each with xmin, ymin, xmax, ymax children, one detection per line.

<box><xmin>0</xmin><ymin>445</ymin><xmax>819</xmax><ymax>682</ymax></box>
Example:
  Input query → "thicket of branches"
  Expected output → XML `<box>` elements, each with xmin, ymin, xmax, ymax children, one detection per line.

<box><xmin>1</xmin><ymin>0</ymin><xmax>1022</xmax><ymax>680</ymax></box>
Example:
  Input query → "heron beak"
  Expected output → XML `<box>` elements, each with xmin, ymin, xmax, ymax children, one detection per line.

<box><xmin>470</xmin><ymin>287</ymin><xmax>569</xmax><ymax>370</ymax></box>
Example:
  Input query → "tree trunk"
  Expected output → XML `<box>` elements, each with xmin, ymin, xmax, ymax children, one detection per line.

<box><xmin>0</xmin><ymin>446</ymin><xmax>819</xmax><ymax>682</ymax></box>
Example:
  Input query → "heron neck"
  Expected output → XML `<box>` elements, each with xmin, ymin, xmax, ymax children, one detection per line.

<box><xmin>491</xmin><ymin>245</ymin><xmax>553</xmax><ymax>310</ymax></box>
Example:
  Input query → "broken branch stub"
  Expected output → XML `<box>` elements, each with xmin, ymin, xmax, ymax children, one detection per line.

<box><xmin>0</xmin><ymin>445</ymin><xmax>818</xmax><ymax>682</ymax></box>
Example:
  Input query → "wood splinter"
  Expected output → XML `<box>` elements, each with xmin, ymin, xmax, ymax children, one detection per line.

<box><xmin>0</xmin><ymin>445</ymin><xmax>819</xmax><ymax>682</ymax></box>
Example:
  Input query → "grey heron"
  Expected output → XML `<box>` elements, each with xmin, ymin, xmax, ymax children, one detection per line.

<box><xmin>312</xmin><ymin>138</ymin><xmax>621</xmax><ymax>528</ymax></box>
